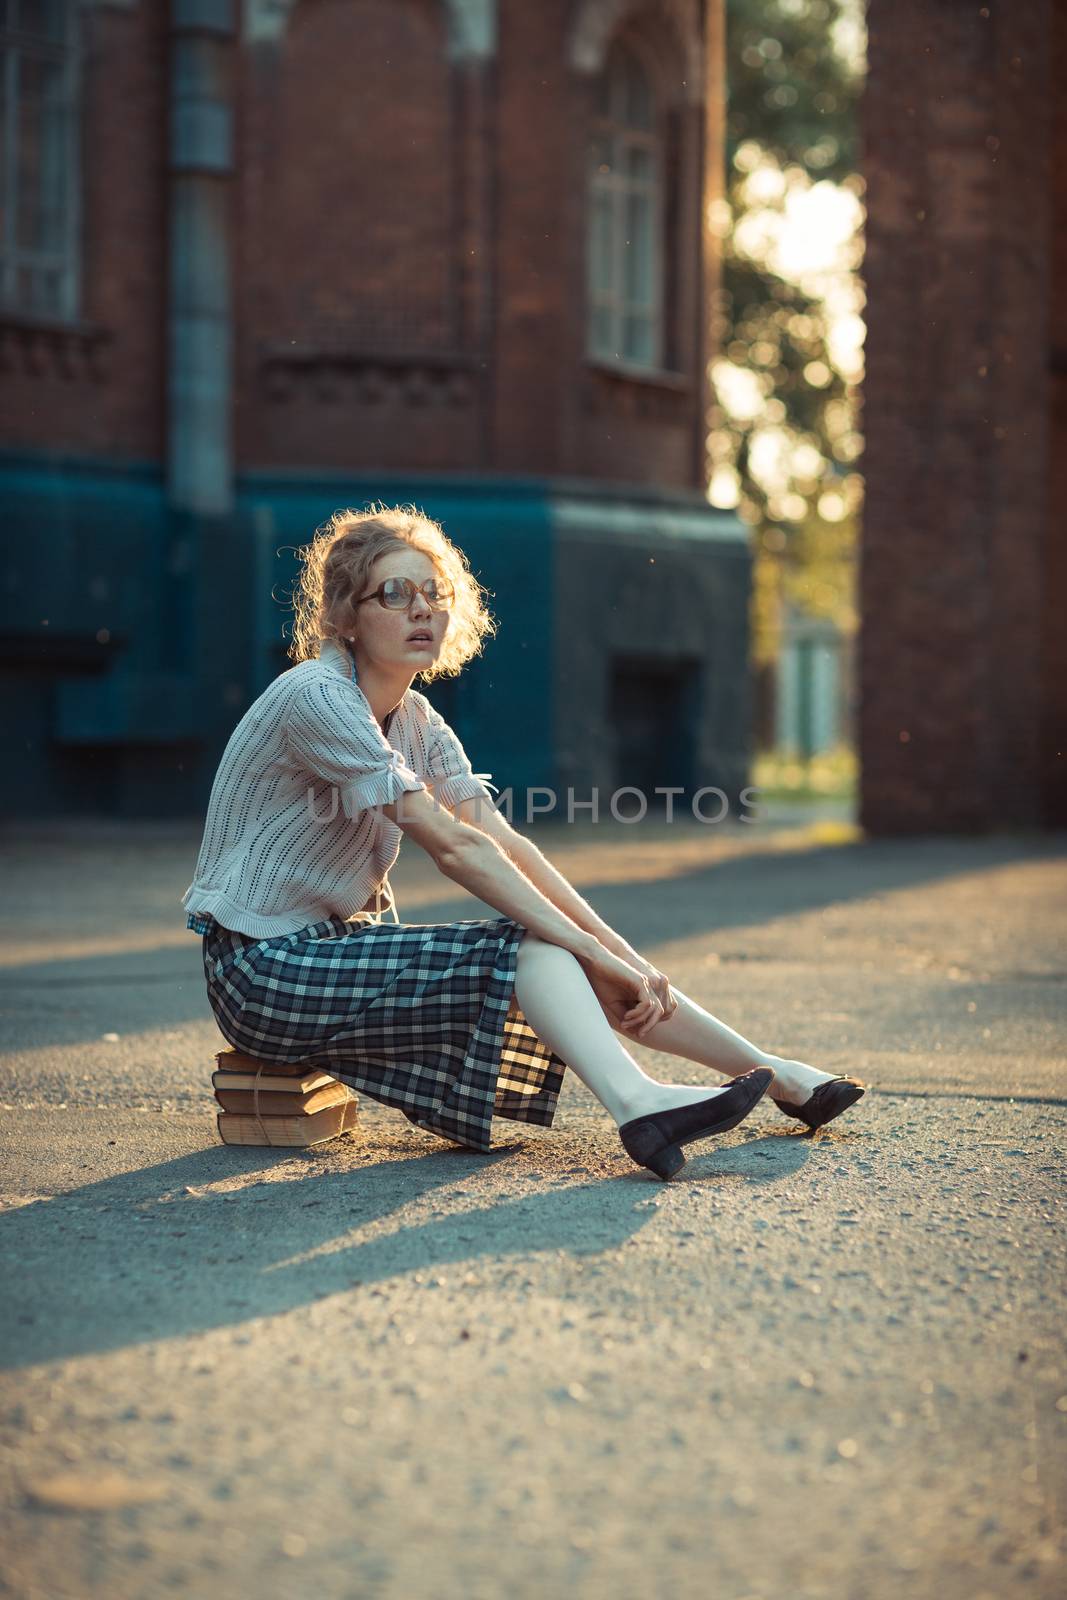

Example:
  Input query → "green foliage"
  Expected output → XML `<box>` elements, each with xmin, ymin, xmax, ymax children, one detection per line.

<box><xmin>714</xmin><ymin>1</ymin><xmax>866</xmax><ymax>663</ymax></box>
<box><xmin>726</xmin><ymin>0</ymin><xmax>862</xmax><ymax>180</ymax></box>
<box><xmin>751</xmin><ymin>741</ymin><xmax>858</xmax><ymax>801</ymax></box>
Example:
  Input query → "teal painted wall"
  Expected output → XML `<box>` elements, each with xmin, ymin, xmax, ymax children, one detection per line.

<box><xmin>1</xmin><ymin>457</ymin><xmax>558</xmax><ymax>816</ymax></box>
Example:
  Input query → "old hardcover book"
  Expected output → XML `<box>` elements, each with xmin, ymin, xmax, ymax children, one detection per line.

<box><xmin>216</xmin><ymin>1096</ymin><xmax>360</xmax><ymax>1147</ymax></box>
<box><xmin>214</xmin><ymin>1048</ymin><xmax>317</xmax><ymax>1079</ymax></box>
<box><xmin>213</xmin><ymin>1081</ymin><xmax>353</xmax><ymax>1116</ymax></box>
<box><xmin>211</xmin><ymin>1066</ymin><xmax>337</xmax><ymax>1096</ymax></box>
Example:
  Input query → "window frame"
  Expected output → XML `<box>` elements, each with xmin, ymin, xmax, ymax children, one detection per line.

<box><xmin>585</xmin><ymin>37</ymin><xmax>665</xmax><ymax>373</ymax></box>
<box><xmin>0</xmin><ymin>0</ymin><xmax>82</xmax><ymax>323</ymax></box>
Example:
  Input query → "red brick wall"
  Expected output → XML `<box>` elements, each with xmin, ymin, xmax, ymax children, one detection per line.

<box><xmin>860</xmin><ymin>0</ymin><xmax>1060</xmax><ymax>831</ymax></box>
<box><xmin>237</xmin><ymin>0</ymin><xmax>486</xmax><ymax>470</ymax></box>
<box><xmin>2</xmin><ymin>0</ymin><xmax>720</xmax><ymax>492</ymax></box>
<box><xmin>1042</xmin><ymin>0</ymin><xmax>1067</xmax><ymax>826</ymax></box>
<box><xmin>0</xmin><ymin>1</ymin><xmax>167</xmax><ymax>461</ymax></box>
<box><xmin>491</xmin><ymin>0</ymin><xmax>572</xmax><ymax>474</ymax></box>
<box><xmin>482</xmin><ymin>0</ymin><xmax>707</xmax><ymax>484</ymax></box>
<box><xmin>238</xmin><ymin>0</ymin><xmax>715</xmax><ymax>484</ymax></box>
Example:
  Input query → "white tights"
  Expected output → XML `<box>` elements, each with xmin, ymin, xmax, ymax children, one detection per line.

<box><xmin>512</xmin><ymin>932</ymin><xmax>834</xmax><ymax>1126</ymax></box>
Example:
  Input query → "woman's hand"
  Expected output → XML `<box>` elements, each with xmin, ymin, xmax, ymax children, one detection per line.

<box><xmin>625</xmin><ymin>954</ymin><xmax>677</xmax><ymax>1028</ymax></box>
<box><xmin>587</xmin><ymin>933</ymin><xmax>678</xmax><ymax>1035</ymax></box>
<box><xmin>575</xmin><ymin>943</ymin><xmax>665</xmax><ymax>1041</ymax></box>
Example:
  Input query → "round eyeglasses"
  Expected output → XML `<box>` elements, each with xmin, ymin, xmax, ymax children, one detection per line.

<box><xmin>356</xmin><ymin>576</ymin><xmax>455</xmax><ymax>612</ymax></box>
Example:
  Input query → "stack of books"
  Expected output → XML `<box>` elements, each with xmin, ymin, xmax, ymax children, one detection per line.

<box><xmin>212</xmin><ymin>1049</ymin><xmax>359</xmax><ymax>1146</ymax></box>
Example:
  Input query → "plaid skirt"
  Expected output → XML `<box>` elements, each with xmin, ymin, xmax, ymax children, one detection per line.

<box><xmin>194</xmin><ymin>912</ymin><xmax>568</xmax><ymax>1154</ymax></box>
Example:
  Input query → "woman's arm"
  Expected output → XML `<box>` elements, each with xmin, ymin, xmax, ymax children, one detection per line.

<box><xmin>445</xmin><ymin>795</ymin><xmax>628</xmax><ymax>950</ymax></box>
<box><xmin>411</xmin><ymin>702</ymin><xmax>621</xmax><ymax>946</ymax></box>
<box><xmin>378</xmin><ymin>787</ymin><xmax>666</xmax><ymax>1036</ymax></box>
<box><xmin>442</xmin><ymin>795</ymin><xmax>676</xmax><ymax>1020</ymax></box>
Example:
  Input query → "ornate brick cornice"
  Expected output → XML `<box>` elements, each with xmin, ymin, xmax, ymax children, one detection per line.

<box><xmin>259</xmin><ymin>345</ymin><xmax>480</xmax><ymax>408</ymax></box>
<box><xmin>0</xmin><ymin>315</ymin><xmax>112</xmax><ymax>382</ymax></box>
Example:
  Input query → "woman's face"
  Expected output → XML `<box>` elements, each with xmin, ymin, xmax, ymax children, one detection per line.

<box><xmin>351</xmin><ymin>546</ymin><xmax>450</xmax><ymax>669</ymax></box>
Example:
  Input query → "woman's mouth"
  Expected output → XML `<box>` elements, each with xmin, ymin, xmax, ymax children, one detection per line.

<box><xmin>407</xmin><ymin>633</ymin><xmax>434</xmax><ymax>647</ymax></box>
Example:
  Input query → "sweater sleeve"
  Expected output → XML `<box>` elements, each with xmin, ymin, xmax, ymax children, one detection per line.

<box><xmin>286</xmin><ymin>678</ymin><xmax>428</xmax><ymax>818</ymax></box>
<box><xmin>420</xmin><ymin>699</ymin><xmax>499</xmax><ymax>811</ymax></box>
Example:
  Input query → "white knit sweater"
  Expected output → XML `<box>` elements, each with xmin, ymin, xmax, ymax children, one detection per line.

<box><xmin>182</xmin><ymin>638</ymin><xmax>496</xmax><ymax>937</ymax></box>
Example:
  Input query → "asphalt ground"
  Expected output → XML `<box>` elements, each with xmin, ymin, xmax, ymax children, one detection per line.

<box><xmin>0</xmin><ymin>808</ymin><xmax>1064</xmax><ymax>1600</ymax></box>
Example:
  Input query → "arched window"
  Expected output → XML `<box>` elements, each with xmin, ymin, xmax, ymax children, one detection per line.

<box><xmin>586</xmin><ymin>38</ymin><xmax>662</xmax><ymax>369</ymax></box>
<box><xmin>0</xmin><ymin>0</ymin><xmax>80</xmax><ymax>319</ymax></box>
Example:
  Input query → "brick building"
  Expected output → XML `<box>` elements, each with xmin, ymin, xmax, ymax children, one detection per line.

<box><xmin>0</xmin><ymin>0</ymin><xmax>750</xmax><ymax>820</ymax></box>
<box><xmin>861</xmin><ymin>0</ymin><xmax>1066</xmax><ymax>831</ymax></box>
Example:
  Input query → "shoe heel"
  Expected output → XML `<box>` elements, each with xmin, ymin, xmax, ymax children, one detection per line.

<box><xmin>619</xmin><ymin>1121</ymin><xmax>686</xmax><ymax>1181</ymax></box>
<box><xmin>647</xmin><ymin>1143</ymin><xmax>685</xmax><ymax>1180</ymax></box>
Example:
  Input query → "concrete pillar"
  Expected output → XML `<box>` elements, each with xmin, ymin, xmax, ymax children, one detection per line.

<box><xmin>166</xmin><ymin>0</ymin><xmax>236</xmax><ymax>515</ymax></box>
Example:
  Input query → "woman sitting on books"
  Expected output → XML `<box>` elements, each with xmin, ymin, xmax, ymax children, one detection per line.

<box><xmin>183</xmin><ymin>503</ymin><xmax>863</xmax><ymax>1179</ymax></box>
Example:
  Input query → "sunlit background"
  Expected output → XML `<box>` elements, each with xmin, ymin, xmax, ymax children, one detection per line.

<box><xmin>2</xmin><ymin>0</ymin><xmax>1060</xmax><ymax>832</ymax></box>
<box><xmin>715</xmin><ymin>0</ymin><xmax>865</xmax><ymax>803</ymax></box>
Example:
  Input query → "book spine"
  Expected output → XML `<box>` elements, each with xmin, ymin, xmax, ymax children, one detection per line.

<box><xmin>215</xmin><ymin>1100</ymin><xmax>358</xmax><ymax>1147</ymax></box>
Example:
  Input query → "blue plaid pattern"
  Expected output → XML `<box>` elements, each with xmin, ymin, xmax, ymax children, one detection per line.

<box><xmin>194</xmin><ymin>913</ymin><xmax>567</xmax><ymax>1153</ymax></box>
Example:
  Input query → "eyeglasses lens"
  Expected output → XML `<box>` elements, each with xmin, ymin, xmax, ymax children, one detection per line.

<box><xmin>381</xmin><ymin>579</ymin><xmax>408</xmax><ymax>608</ymax></box>
<box><xmin>382</xmin><ymin>578</ymin><xmax>454</xmax><ymax>610</ymax></box>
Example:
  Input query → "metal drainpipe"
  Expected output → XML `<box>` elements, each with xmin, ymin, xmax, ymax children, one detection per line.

<box><xmin>166</xmin><ymin>0</ymin><xmax>236</xmax><ymax>516</ymax></box>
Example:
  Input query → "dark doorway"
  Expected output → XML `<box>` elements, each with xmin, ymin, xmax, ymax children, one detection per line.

<box><xmin>608</xmin><ymin>655</ymin><xmax>701</xmax><ymax>809</ymax></box>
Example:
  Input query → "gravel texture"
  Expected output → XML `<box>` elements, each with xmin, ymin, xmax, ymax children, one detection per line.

<box><xmin>0</xmin><ymin>812</ymin><xmax>1064</xmax><ymax>1600</ymax></box>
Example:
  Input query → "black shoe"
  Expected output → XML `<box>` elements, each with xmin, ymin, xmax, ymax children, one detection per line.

<box><xmin>618</xmin><ymin>1066</ymin><xmax>775</xmax><ymax>1181</ymax></box>
<box><xmin>772</xmin><ymin>1075</ymin><xmax>866</xmax><ymax>1132</ymax></box>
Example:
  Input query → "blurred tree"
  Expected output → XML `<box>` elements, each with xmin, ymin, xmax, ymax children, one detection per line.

<box><xmin>709</xmin><ymin>0</ymin><xmax>867</xmax><ymax>689</ymax></box>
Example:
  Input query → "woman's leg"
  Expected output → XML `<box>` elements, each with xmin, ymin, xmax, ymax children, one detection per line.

<box><xmin>609</xmin><ymin>986</ymin><xmax>836</xmax><ymax>1105</ymax></box>
<box><xmin>513</xmin><ymin>935</ymin><xmax>737</xmax><ymax>1126</ymax></box>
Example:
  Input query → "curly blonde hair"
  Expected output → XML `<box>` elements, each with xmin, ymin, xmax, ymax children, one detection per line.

<box><xmin>286</xmin><ymin>502</ymin><xmax>497</xmax><ymax>683</ymax></box>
